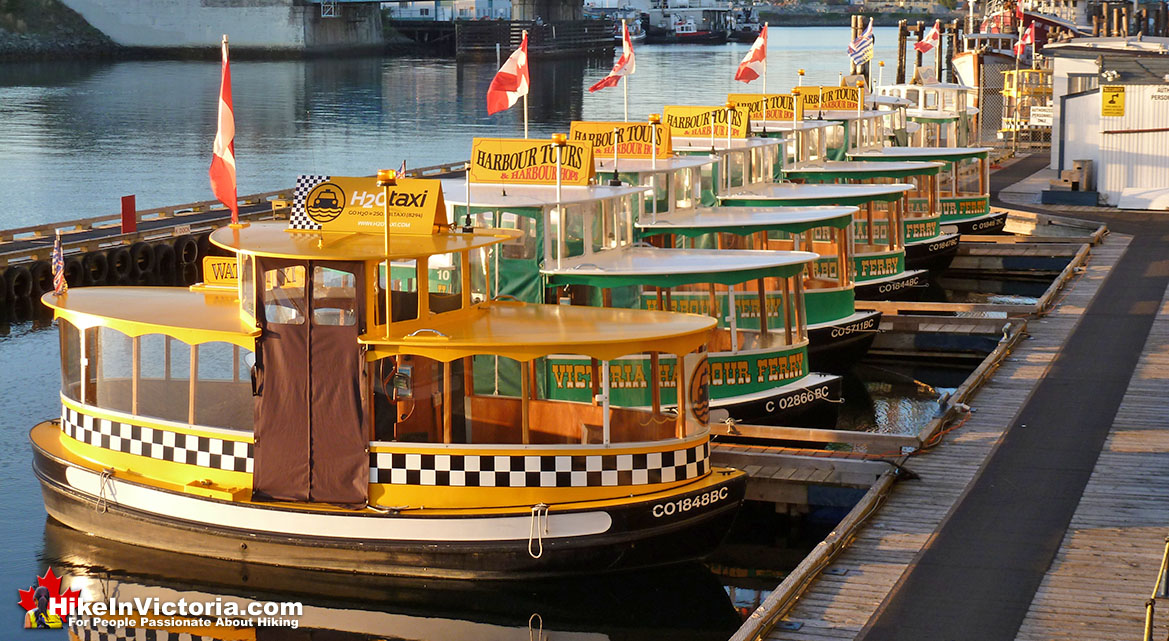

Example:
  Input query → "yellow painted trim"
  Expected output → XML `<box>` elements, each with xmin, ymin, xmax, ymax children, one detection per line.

<box><xmin>368</xmin><ymin>479</ymin><xmax>703</xmax><ymax>509</ymax></box>
<box><xmin>50</xmin><ymin>427</ymin><xmax>252</xmax><ymax>494</ymax></box>
<box><xmin>61</xmin><ymin>397</ymin><xmax>253</xmax><ymax>443</ymax></box>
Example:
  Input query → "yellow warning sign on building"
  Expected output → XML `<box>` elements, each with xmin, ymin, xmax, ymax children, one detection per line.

<box><xmin>1102</xmin><ymin>85</ymin><xmax>1125</xmax><ymax>117</ymax></box>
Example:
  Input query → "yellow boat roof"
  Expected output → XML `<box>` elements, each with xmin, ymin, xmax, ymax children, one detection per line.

<box><xmin>209</xmin><ymin>221</ymin><xmax>514</xmax><ymax>261</ymax></box>
<box><xmin>362</xmin><ymin>300</ymin><xmax>715</xmax><ymax>362</ymax></box>
<box><xmin>42</xmin><ymin>288</ymin><xmax>258</xmax><ymax>349</ymax></box>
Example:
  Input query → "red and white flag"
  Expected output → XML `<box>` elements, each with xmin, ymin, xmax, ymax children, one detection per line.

<box><xmin>589</xmin><ymin>21</ymin><xmax>636</xmax><ymax>92</ymax></box>
<box><xmin>209</xmin><ymin>35</ymin><xmax>238</xmax><ymax>224</ymax></box>
<box><xmin>1014</xmin><ymin>23</ymin><xmax>1035</xmax><ymax>56</ymax></box>
<box><xmin>914</xmin><ymin>20</ymin><xmax>941</xmax><ymax>53</ymax></box>
<box><xmin>487</xmin><ymin>32</ymin><xmax>530</xmax><ymax>115</ymax></box>
<box><xmin>734</xmin><ymin>24</ymin><xmax>767</xmax><ymax>83</ymax></box>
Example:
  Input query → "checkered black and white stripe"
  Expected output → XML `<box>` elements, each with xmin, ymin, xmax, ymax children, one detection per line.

<box><xmin>369</xmin><ymin>442</ymin><xmax>709</xmax><ymax>488</ymax></box>
<box><xmin>71</xmin><ymin>621</ymin><xmax>216</xmax><ymax>641</ymax></box>
<box><xmin>61</xmin><ymin>406</ymin><xmax>253</xmax><ymax>474</ymax></box>
<box><xmin>290</xmin><ymin>174</ymin><xmax>330</xmax><ymax>231</ymax></box>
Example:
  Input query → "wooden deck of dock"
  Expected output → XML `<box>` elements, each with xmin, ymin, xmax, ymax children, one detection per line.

<box><xmin>732</xmin><ymin>230</ymin><xmax>1169</xmax><ymax>640</ymax></box>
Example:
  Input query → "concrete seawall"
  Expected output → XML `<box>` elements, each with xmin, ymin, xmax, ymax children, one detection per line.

<box><xmin>58</xmin><ymin>0</ymin><xmax>382</xmax><ymax>53</ymax></box>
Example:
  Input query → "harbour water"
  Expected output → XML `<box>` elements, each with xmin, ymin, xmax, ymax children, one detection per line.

<box><xmin>3</xmin><ymin>29</ymin><xmax>948</xmax><ymax>638</ymax></box>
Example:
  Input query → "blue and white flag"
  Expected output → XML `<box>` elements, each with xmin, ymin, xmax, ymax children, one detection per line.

<box><xmin>848</xmin><ymin>18</ymin><xmax>874</xmax><ymax>66</ymax></box>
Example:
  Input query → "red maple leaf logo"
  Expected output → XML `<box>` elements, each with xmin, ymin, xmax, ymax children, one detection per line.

<box><xmin>18</xmin><ymin>568</ymin><xmax>81</xmax><ymax>615</ymax></box>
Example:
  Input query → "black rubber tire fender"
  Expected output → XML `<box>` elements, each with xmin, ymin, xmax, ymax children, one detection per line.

<box><xmin>82</xmin><ymin>251</ymin><xmax>109</xmax><ymax>285</ymax></box>
<box><xmin>179</xmin><ymin>262</ymin><xmax>200</xmax><ymax>286</ymax></box>
<box><xmin>63</xmin><ymin>255</ymin><xmax>85</xmax><ymax>287</ymax></box>
<box><xmin>107</xmin><ymin>246</ymin><xmax>133</xmax><ymax>284</ymax></box>
<box><xmin>196</xmin><ymin>232</ymin><xmax>212</xmax><ymax>261</ymax></box>
<box><xmin>5</xmin><ymin>264</ymin><xmax>33</xmax><ymax>300</ymax></box>
<box><xmin>173</xmin><ymin>235</ymin><xmax>199</xmax><ymax>265</ymax></box>
<box><xmin>153</xmin><ymin>243</ymin><xmax>177</xmax><ymax>286</ymax></box>
<box><xmin>29</xmin><ymin>260</ymin><xmax>53</xmax><ymax>297</ymax></box>
<box><xmin>129</xmin><ymin>241</ymin><xmax>155</xmax><ymax>276</ymax></box>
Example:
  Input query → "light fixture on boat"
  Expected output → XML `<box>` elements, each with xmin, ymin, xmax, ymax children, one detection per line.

<box><xmin>376</xmin><ymin>169</ymin><xmax>398</xmax><ymax>186</ymax></box>
<box><xmin>377</xmin><ymin>167</ymin><xmax>397</xmax><ymax>338</ymax></box>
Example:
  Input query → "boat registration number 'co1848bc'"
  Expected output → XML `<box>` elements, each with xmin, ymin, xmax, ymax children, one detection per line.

<box><xmin>652</xmin><ymin>487</ymin><xmax>729</xmax><ymax>518</ymax></box>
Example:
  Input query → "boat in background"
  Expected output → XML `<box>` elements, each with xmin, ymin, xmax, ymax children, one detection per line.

<box><xmin>849</xmin><ymin>146</ymin><xmax>1007</xmax><ymax>234</ymax></box>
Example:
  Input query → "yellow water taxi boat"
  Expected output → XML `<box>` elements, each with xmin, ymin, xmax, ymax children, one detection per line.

<box><xmin>30</xmin><ymin>171</ymin><xmax>746</xmax><ymax>579</ymax></box>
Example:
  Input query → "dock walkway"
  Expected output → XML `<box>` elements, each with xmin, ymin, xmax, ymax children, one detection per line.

<box><xmin>742</xmin><ymin>155</ymin><xmax>1169</xmax><ymax>641</ymax></box>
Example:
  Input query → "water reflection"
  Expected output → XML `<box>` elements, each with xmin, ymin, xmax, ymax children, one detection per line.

<box><xmin>44</xmin><ymin>519</ymin><xmax>742</xmax><ymax>641</ymax></box>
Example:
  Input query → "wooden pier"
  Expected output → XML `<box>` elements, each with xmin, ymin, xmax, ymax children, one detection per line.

<box><xmin>728</xmin><ymin>216</ymin><xmax>1169</xmax><ymax>640</ymax></box>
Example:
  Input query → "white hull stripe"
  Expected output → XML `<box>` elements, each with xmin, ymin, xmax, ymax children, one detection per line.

<box><xmin>59</xmin><ymin>464</ymin><xmax>612</xmax><ymax>541</ymax></box>
<box><xmin>62</xmin><ymin>406</ymin><xmax>253</xmax><ymax>473</ymax></box>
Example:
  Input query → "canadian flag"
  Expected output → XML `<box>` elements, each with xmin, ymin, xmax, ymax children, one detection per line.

<box><xmin>1014</xmin><ymin>23</ymin><xmax>1035</xmax><ymax>56</ymax></box>
<box><xmin>589</xmin><ymin>21</ymin><xmax>636</xmax><ymax>92</ymax></box>
<box><xmin>209</xmin><ymin>35</ymin><xmax>238</xmax><ymax>223</ymax></box>
<box><xmin>734</xmin><ymin>24</ymin><xmax>767</xmax><ymax>83</ymax></box>
<box><xmin>487</xmin><ymin>31</ymin><xmax>530</xmax><ymax>115</ymax></box>
<box><xmin>914</xmin><ymin>20</ymin><xmax>941</xmax><ymax>53</ymax></box>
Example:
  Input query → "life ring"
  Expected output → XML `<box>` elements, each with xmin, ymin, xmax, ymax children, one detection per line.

<box><xmin>153</xmin><ymin>243</ymin><xmax>177</xmax><ymax>286</ymax></box>
<box><xmin>173</xmin><ymin>235</ymin><xmax>199</xmax><ymax>265</ymax></box>
<box><xmin>107</xmin><ymin>246</ymin><xmax>133</xmax><ymax>284</ymax></box>
<box><xmin>82</xmin><ymin>251</ymin><xmax>109</xmax><ymax>285</ymax></box>
<box><xmin>5</xmin><ymin>264</ymin><xmax>32</xmax><ymax>300</ymax></box>
<box><xmin>64</xmin><ymin>255</ymin><xmax>85</xmax><ymax>287</ymax></box>
<box><xmin>29</xmin><ymin>260</ymin><xmax>53</xmax><ymax>297</ymax></box>
<box><xmin>129</xmin><ymin>242</ymin><xmax>155</xmax><ymax>276</ymax></box>
<box><xmin>179</xmin><ymin>262</ymin><xmax>200</xmax><ymax>286</ymax></box>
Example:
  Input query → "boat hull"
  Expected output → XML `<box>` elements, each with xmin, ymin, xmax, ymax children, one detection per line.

<box><xmin>32</xmin><ymin>435</ymin><xmax>746</xmax><ymax>580</ymax></box>
<box><xmin>807</xmin><ymin>310</ymin><xmax>882</xmax><ymax>373</ymax></box>
<box><xmin>905</xmin><ymin>232</ymin><xmax>961</xmax><ymax>273</ymax></box>
<box><xmin>854</xmin><ymin>269</ymin><xmax>926</xmax><ymax>301</ymax></box>
<box><xmin>709</xmin><ymin>372</ymin><xmax>842</xmax><ymax>428</ymax></box>
<box><xmin>942</xmin><ymin>210</ymin><xmax>1008</xmax><ymax>235</ymax></box>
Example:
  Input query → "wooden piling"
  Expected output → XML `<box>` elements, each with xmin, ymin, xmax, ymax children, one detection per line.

<box><xmin>896</xmin><ymin>20</ymin><xmax>908</xmax><ymax>84</ymax></box>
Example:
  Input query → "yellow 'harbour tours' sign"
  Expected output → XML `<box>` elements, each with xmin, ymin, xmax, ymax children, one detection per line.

<box><xmin>292</xmin><ymin>175</ymin><xmax>447</xmax><ymax>235</ymax></box>
<box><xmin>469</xmin><ymin>138</ymin><xmax>595</xmax><ymax>186</ymax></box>
<box><xmin>727</xmin><ymin>94</ymin><xmax>798</xmax><ymax>121</ymax></box>
<box><xmin>663</xmin><ymin>105</ymin><xmax>751</xmax><ymax>139</ymax></box>
<box><xmin>794</xmin><ymin>86</ymin><xmax>861</xmax><ymax>112</ymax></box>
<box><xmin>568</xmin><ymin>121</ymin><xmax>673</xmax><ymax>159</ymax></box>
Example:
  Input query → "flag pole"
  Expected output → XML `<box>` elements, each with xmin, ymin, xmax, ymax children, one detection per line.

<box><xmin>622</xmin><ymin>20</ymin><xmax>629</xmax><ymax>122</ymax></box>
<box><xmin>523</xmin><ymin>30</ymin><xmax>529</xmax><ymax>139</ymax></box>
<box><xmin>762</xmin><ymin>22</ymin><xmax>768</xmax><ymax>95</ymax></box>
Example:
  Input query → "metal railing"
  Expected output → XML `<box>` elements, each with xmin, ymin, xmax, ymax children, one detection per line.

<box><xmin>1144</xmin><ymin>536</ymin><xmax>1169</xmax><ymax>641</ymax></box>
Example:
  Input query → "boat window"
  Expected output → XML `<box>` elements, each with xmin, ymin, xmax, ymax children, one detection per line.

<box><xmin>240</xmin><ymin>254</ymin><xmax>256</xmax><ymax>323</ymax></box>
<box><xmin>427</xmin><ymin>252</ymin><xmax>463</xmax><ymax>313</ymax></box>
<box><xmin>312</xmin><ymin>266</ymin><xmax>357</xmax><ymax>327</ymax></box>
<box><xmin>478</xmin><ymin>210</ymin><xmax>538</xmax><ymax>261</ymax></box>
<box><xmin>263</xmin><ymin>266</ymin><xmax>306</xmax><ymax>325</ymax></box>
<box><xmin>192</xmin><ymin>341</ymin><xmax>253</xmax><ymax>431</ymax></box>
<box><xmin>381</xmin><ymin>260</ymin><xmax>419</xmax><ymax>322</ymax></box>
<box><xmin>551</xmin><ymin>203</ymin><xmax>586</xmax><ymax>261</ymax></box>
<box><xmin>59</xmin><ymin>318</ymin><xmax>82</xmax><ymax>401</ymax></box>
<box><xmin>672</xmin><ymin>165</ymin><xmax>697</xmax><ymax>210</ymax></box>
<box><xmin>825</xmin><ymin>123</ymin><xmax>844</xmax><ymax>152</ymax></box>
<box><xmin>97</xmin><ymin>327</ymin><xmax>134</xmax><ymax>414</ymax></box>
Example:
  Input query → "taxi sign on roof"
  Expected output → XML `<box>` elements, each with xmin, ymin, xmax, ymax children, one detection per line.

<box><xmin>728</xmin><ymin>93</ymin><xmax>798</xmax><ymax>121</ymax></box>
<box><xmin>469</xmin><ymin>138</ymin><xmax>595</xmax><ymax>186</ymax></box>
<box><xmin>663</xmin><ymin>105</ymin><xmax>751</xmax><ymax>139</ymax></box>
<box><xmin>291</xmin><ymin>175</ymin><xmax>448</xmax><ymax>235</ymax></box>
<box><xmin>569</xmin><ymin>121</ymin><xmax>673</xmax><ymax>159</ymax></box>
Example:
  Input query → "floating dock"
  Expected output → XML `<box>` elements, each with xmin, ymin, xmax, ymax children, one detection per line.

<box><xmin>730</xmin><ymin>155</ymin><xmax>1169</xmax><ymax>639</ymax></box>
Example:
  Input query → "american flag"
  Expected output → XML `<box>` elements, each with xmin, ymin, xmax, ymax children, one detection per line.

<box><xmin>399</xmin><ymin>159</ymin><xmax>407</xmax><ymax>177</ymax></box>
<box><xmin>51</xmin><ymin>232</ymin><xmax>67</xmax><ymax>295</ymax></box>
<box><xmin>848</xmin><ymin>18</ymin><xmax>874</xmax><ymax>66</ymax></box>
